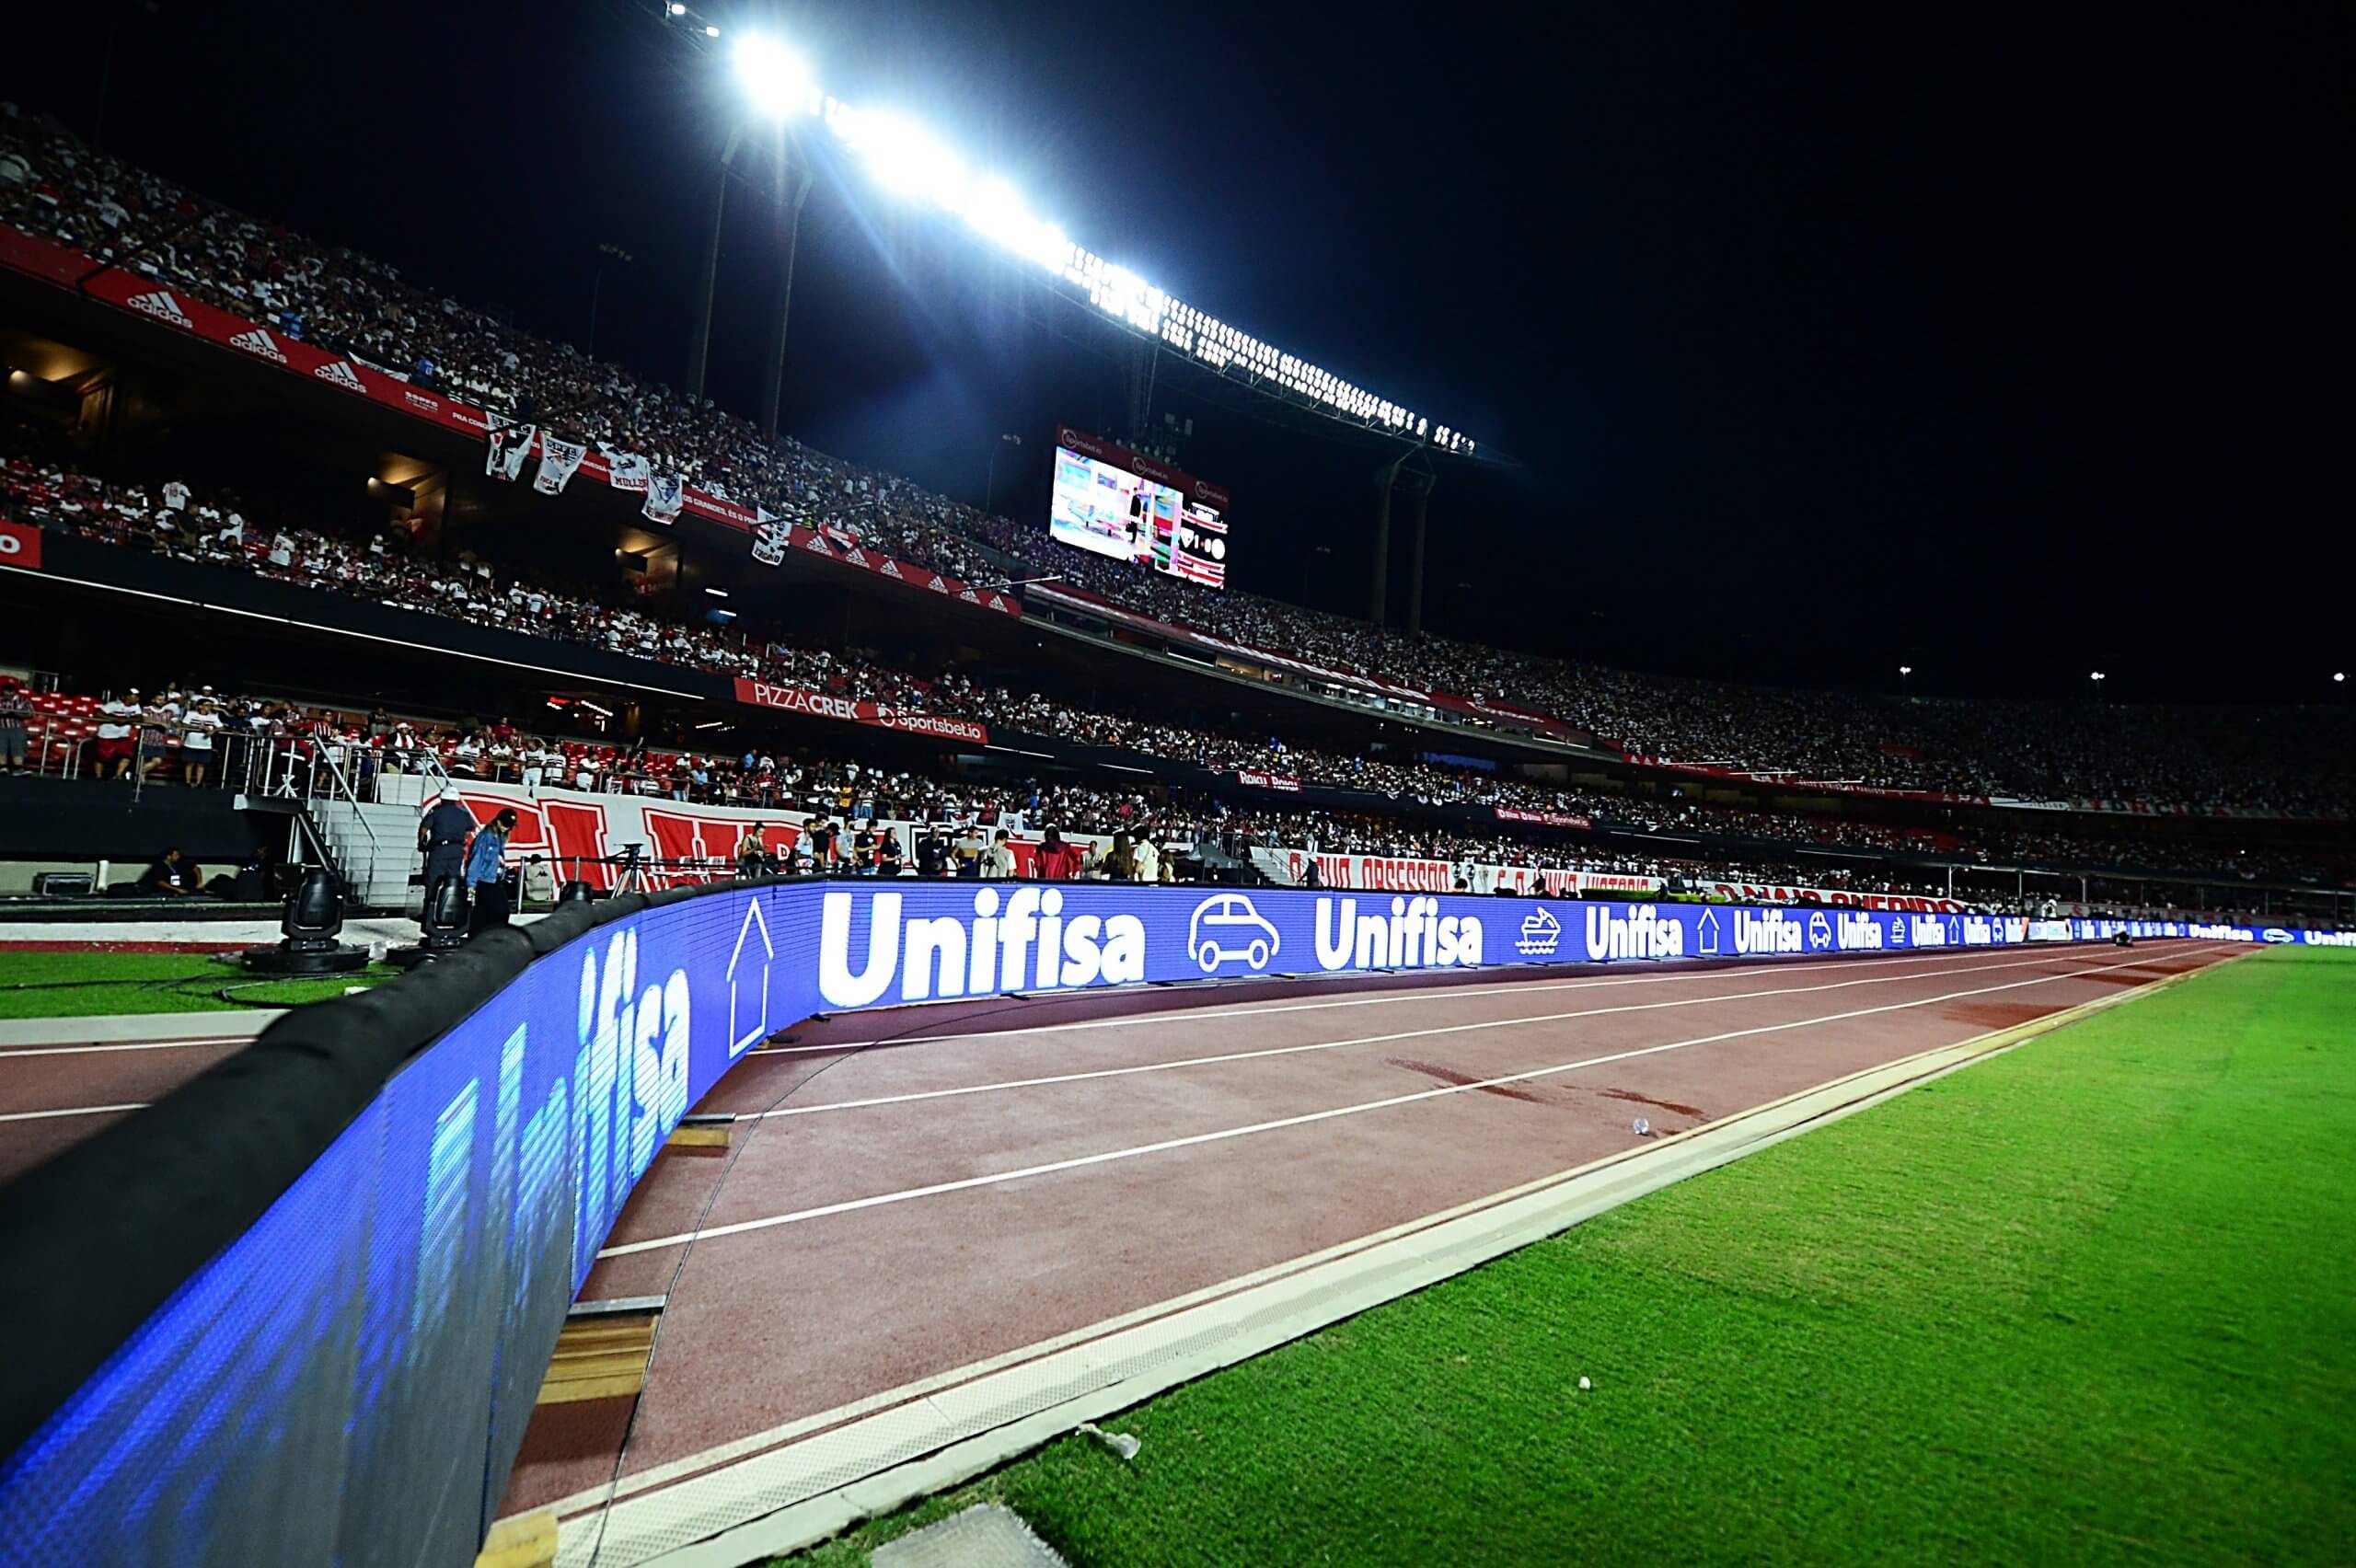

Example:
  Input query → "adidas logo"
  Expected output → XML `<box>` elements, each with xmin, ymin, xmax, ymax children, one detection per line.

<box><xmin>927</xmin><ymin>575</ymin><xmax>949</xmax><ymax>594</ymax></box>
<box><xmin>987</xmin><ymin>594</ymin><xmax>1009</xmax><ymax>613</ymax></box>
<box><xmin>228</xmin><ymin>328</ymin><xmax>287</xmax><ymax>363</ymax></box>
<box><xmin>957</xmin><ymin>587</ymin><xmax>980</xmax><ymax>603</ymax></box>
<box><xmin>803</xmin><ymin>535</ymin><xmax>833</xmax><ymax>556</ymax></box>
<box><xmin>844</xmin><ymin>547</ymin><xmax>869</xmax><ymax>567</ymax></box>
<box><xmin>313</xmin><ymin>360</ymin><xmax>364</xmax><ymax>391</ymax></box>
<box><xmin>879</xmin><ymin>559</ymin><xmax>904</xmax><ymax>579</ymax></box>
<box><xmin>126</xmin><ymin>289</ymin><xmax>191</xmax><ymax>326</ymax></box>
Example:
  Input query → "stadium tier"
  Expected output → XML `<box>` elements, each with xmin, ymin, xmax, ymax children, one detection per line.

<box><xmin>5</xmin><ymin>432</ymin><xmax>2351</xmax><ymax>909</ymax></box>
<box><xmin>3</xmin><ymin>105</ymin><xmax>2350</xmax><ymax>824</ymax></box>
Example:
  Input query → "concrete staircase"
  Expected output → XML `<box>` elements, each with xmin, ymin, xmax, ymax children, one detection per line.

<box><xmin>305</xmin><ymin>798</ymin><xmax>418</xmax><ymax>912</ymax></box>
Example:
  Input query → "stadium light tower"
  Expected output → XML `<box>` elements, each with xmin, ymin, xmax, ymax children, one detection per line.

<box><xmin>685</xmin><ymin>34</ymin><xmax>818</xmax><ymax>434</ymax></box>
<box><xmin>662</xmin><ymin>20</ymin><xmax>1478</xmax><ymax>457</ymax></box>
<box><xmin>1899</xmin><ymin>663</ymin><xmax>1913</xmax><ymax>695</ymax></box>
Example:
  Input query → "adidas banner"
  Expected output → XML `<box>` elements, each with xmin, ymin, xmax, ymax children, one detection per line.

<box><xmin>642</xmin><ymin>474</ymin><xmax>684</xmax><ymax>525</ymax></box>
<box><xmin>533</xmin><ymin>436</ymin><xmax>588</xmax><ymax>495</ymax></box>
<box><xmin>485</xmin><ymin>424</ymin><xmax>537</xmax><ymax>482</ymax></box>
<box><xmin>603</xmin><ymin>447</ymin><xmax>651</xmax><ymax>493</ymax></box>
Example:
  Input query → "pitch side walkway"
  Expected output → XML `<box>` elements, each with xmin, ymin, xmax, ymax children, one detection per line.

<box><xmin>500</xmin><ymin>939</ymin><xmax>2230</xmax><ymax>1562</ymax></box>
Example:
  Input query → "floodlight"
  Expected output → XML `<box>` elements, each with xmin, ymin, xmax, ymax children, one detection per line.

<box><xmin>733</xmin><ymin>33</ymin><xmax>814</xmax><ymax>117</ymax></box>
<box><xmin>667</xmin><ymin>2</ymin><xmax>686</xmax><ymax>12</ymax></box>
<box><xmin>847</xmin><ymin>110</ymin><xmax>970</xmax><ymax>205</ymax></box>
<box><xmin>704</xmin><ymin>24</ymin><xmax>721</xmax><ymax>37</ymax></box>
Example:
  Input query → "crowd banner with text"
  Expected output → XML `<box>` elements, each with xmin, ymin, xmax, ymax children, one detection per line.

<box><xmin>729</xmin><ymin>679</ymin><xmax>991</xmax><ymax>744</ymax></box>
<box><xmin>1250</xmin><ymin>847</ymin><xmax>1984</xmax><ymax>912</ymax></box>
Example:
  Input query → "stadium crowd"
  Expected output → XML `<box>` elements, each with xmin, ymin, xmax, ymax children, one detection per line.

<box><xmin>6</xmin><ymin>106</ymin><xmax>2349</xmax><ymax>822</ymax></box>
<box><xmin>8</xmin><ymin>431</ymin><xmax>2349</xmax><ymax>893</ymax></box>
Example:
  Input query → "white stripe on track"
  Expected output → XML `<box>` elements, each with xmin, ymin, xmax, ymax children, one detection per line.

<box><xmin>755</xmin><ymin>948</ymin><xmax>2100</xmax><ymax>1120</ymax></box>
<box><xmin>0</xmin><ymin>1101</ymin><xmax>147</xmax><ymax>1124</ymax></box>
<box><xmin>601</xmin><ymin>944</ymin><xmax>2223</xmax><ymax>1260</ymax></box>
<box><xmin>742</xmin><ymin>941</ymin><xmax>2163</xmax><ymax>1057</ymax></box>
<box><xmin>0</xmin><ymin>1037</ymin><xmax>253</xmax><ymax>1059</ymax></box>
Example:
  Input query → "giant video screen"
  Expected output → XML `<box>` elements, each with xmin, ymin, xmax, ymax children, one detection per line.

<box><xmin>1048</xmin><ymin>427</ymin><xmax>1230</xmax><ymax>590</ymax></box>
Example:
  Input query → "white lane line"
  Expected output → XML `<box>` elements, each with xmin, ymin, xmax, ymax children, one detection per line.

<box><xmin>755</xmin><ymin>949</ymin><xmax>2106</xmax><ymax>1120</ymax></box>
<box><xmin>0</xmin><ymin>1037</ymin><xmax>254</xmax><ymax>1059</ymax></box>
<box><xmin>742</xmin><ymin>941</ymin><xmax>2163</xmax><ymax>1057</ymax></box>
<box><xmin>602</xmin><ymin>944</ymin><xmax>2222</xmax><ymax>1260</ymax></box>
<box><xmin>0</xmin><ymin>1101</ymin><xmax>148</xmax><ymax>1124</ymax></box>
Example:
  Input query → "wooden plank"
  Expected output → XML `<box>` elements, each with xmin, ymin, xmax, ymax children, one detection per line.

<box><xmin>534</xmin><ymin>1304</ymin><xmax>663</xmax><ymax>1405</ymax></box>
<box><xmin>549</xmin><ymin>1320</ymin><xmax>659</xmax><ymax>1348</ymax></box>
<box><xmin>664</xmin><ymin>1124</ymin><xmax>732</xmax><ymax>1149</ymax></box>
<box><xmin>476</xmin><ymin>1509</ymin><xmax>557</xmax><ymax>1568</ymax></box>
<box><xmin>544</xmin><ymin>1350</ymin><xmax>656</xmax><ymax>1381</ymax></box>
<box><xmin>537</xmin><ymin>1370</ymin><xmax>650</xmax><ymax>1405</ymax></box>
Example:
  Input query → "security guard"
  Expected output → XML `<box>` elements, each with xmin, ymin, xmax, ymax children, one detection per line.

<box><xmin>419</xmin><ymin>789</ymin><xmax>476</xmax><ymax>901</ymax></box>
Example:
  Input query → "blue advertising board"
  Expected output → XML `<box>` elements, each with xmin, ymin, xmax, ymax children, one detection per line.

<box><xmin>0</xmin><ymin>882</ymin><xmax>2340</xmax><ymax>1564</ymax></box>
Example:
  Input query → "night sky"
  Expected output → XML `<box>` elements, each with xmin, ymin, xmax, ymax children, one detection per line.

<box><xmin>6</xmin><ymin>2</ymin><xmax>2348</xmax><ymax>700</ymax></box>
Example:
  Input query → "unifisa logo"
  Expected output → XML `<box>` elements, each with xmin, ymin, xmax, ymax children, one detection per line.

<box><xmin>1314</xmin><ymin>895</ymin><xmax>1484</xmax><ymax>971</ymax></box>
<box><xmin>1735</xmin><ymin>908</ymin><xmax>1805</xmax><ymax>955</ymax></box>
<box><xmin>574</xmin><ymin>927</ymin><xmax>692</xmax><ymax>1216</ymax></box>
<box><xmin>818</xmin><ymin>887</ymin><xmax>1148</xmax><ymax>1008</ymax></box>
<box><xmin>1583</xmin><ymin>905</ymin><xmax>1685</xmax><ymax>961</ymax></box>
<box><xmin>424</xmin><ymin>922</ymin><xmax>697</xmax><ymax>1300</ymax></box>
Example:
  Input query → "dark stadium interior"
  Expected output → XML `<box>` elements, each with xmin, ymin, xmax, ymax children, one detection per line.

<box><xmin>0</xmin><ymin>6</ymin><xmax>2349</xmax><ymax>1566</ymax></box>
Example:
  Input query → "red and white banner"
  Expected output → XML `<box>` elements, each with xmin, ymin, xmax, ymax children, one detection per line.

<box><xmin>1494</xmin><ymin>805</ymin><xmax>1592</xmax><ymax>830</ymax></box>
<box><xmin>731</xmin><ymin>679</ymin><xmax>989</xmax><ymax>744</ymax></box>
<box><xmin>1699</xmin><ymin>881</ymin><xmax>1972</xmax><ymax>914</ymax></box>
<box><xmin>0</xmin><ymin>225</ymin><xmax>1019</xmax><ymax>621</ymax></box>
<box><xmin>789</xmin><ymin>527</ymin><xmax>1018</xmax><ymax>617</ymax></box>
<box><xmin>1249</xmin><ymin>847</ymin><xmax>1986</xmax><ymax>912</ymax></box>
<box><xmin>1617</xmin><ymin>755</ymin><xmax>1991</xmax><ymax>807</ymax></box>
<box><xmin>1234</xmin><ymin>770</ymin><xmax>1302</xmax><ymax>793</ymax></box>
<box><xmin>0</xmin><ymin>520</ymin><xmax>42</xmax><ymax>571</ymax></box>
<box><xmin>378</xmin><ymin>775</ymin><xmax>1170</xmax><ymax>890</ymax></box>
<box><xmin>1029</xmin><ymin>581</ymin><xmax>1589</xmax><ymax>744</ymax></box>
<box><xmin>1250</xmin><ymin>847</ymin><xmax>1663</xmax><ymax>899</ymax></box>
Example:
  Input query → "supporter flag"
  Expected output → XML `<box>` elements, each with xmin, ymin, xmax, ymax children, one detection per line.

<box><xmin>534</xmin><ymin>436</ymin><xmax>588</xmax><ymax>495</ymax></box>
<box><xmin>751</xmin><ymin>507</ymin><xmax>788</xmax><ymax>566</ymax></box>
<box><xmin>485</xmin><ymin>423</ymin><xmax>537</xmax><ymax>482</ymax></box>
<box><xmin>643</xmin><ymin>474</ymin><xmax>685</xmax><ymax>525</ymax></box>
<box><xmin>603</xmin><ymin>446</ymin><xmax>651</xmax><ymax>493</ymax></box>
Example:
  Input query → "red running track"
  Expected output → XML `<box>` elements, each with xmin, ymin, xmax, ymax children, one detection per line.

<box><xmin>0</xmin><ymin>1031</ymin><xmax>256</xmax><ymax>1182</ymax></box>
<box><xmin>498</xmin><ymin>937</ymin><xmax>2232</xmax><ymax>1534</ymax></box>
